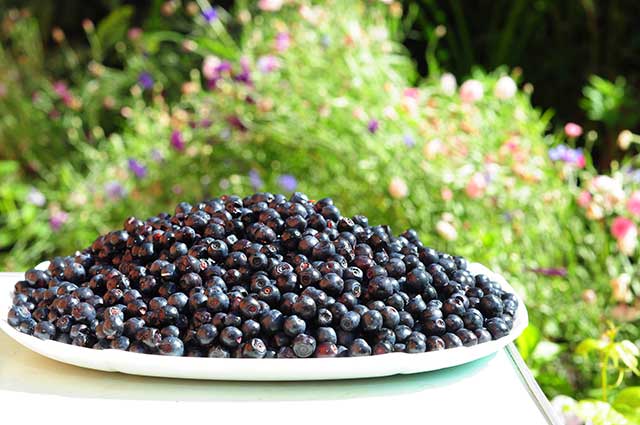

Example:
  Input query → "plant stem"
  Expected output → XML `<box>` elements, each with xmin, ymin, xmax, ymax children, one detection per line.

<box><xmin>601</xmin><ymin>351</ymin><xmax>608</xmax><ymax>401</ymax></box>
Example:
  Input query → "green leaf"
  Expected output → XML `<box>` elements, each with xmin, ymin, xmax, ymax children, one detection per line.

<box><xmin>616</xmin><ymin>341</ymin><xmax>640</xmax><ymax>374</ymax></box>
<box><xmin>613</xmin><ymin>387</ymin><xmax>640</xmax><ymax>424</ymax></box>
<box><xmin>516</xmin><ymin>324</ymin><xmax>541</xmax><ymax>361</ymax></box>
<box><xmin>531</xmin><ymin>340</ymin><xmax>563</xmax><ymax>362</ymax></box>
<box><xmin>140</xmin><ymin>31</ymin><xmax>186</xmax><ymax>54</ymax></box>
<box><xmin>0</xmin><ymin>160</ymin><xmax>19</xmax><ymax>177</ymax></box>
<box><xmin>96</xmin><ymin>6</ymin><xmax>134</xmax><ymax>54</ymax></box>
<box><xmin>577</xmin><ymin>338</ymin><xmax>608</xmax><ymax>356</ymax></box>
<box><xmin>191</xmin><ymin>36</ymin><xmax>238</xmax><ymax>59</ymax></box>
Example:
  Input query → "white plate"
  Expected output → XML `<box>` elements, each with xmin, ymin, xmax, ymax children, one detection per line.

<box><xmin>0</xmin><ymin>262</ymin><xmax>527</xmax><ymax>381</ymax></box>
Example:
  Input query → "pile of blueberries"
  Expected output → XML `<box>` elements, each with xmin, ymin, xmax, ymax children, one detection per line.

<box><xmin>7</xmin><ymin>192</ymin><xmax>518</xmax><ymax>358</ymax></box>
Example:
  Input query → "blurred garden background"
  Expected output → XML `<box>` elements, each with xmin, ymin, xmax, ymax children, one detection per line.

<box><xmin>1</xmin><ymin>0</ymin><xmax>639</xmax><ymax>422</ymax></box>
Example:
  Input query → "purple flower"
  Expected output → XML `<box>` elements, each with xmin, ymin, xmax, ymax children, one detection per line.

<box><xmin>138</xmin><ymin>72</ymin><xmax>154</xmax><ymax>90</ymax></box>
<box><xmin>227</xmin><ymin>115</ymin><xmax>247</xmax><ymax>132</ymax></box>
<box><xmin>26</xmin><ymin>187</ymin><xmax>46</xmax><ymax>206</ymax></box>
<box><xmin>278</xmin><ymin>174</ymin><xmax>297</xmax><ymax>192</ymax></box>
<box><xmin>249</xmin><ymin>169</ymin><xmax>264</xmax><ymax>190</ymax></box>
<box><xmin>49</xmin><ymin>211</ymin><xmax>69</xmax><ymax>232</ymax></box>
<box><xmin>150</xmin><ymin>149</ymin><xmax>164</xmax><ymax>162</ymax></box>
<box><xmin>529</xmin><ymin>267</ymin><xmax>567</xmax><ymax>277</ymax></box>
<box><xmin>275</xmin><ymin>32</ymin><xmax>291</xmax><ymax>52</ymax></box>
<box><xmin>548</xmin><ymin>144</ymin><xmax>585</xmax><ymax>167</ymax></box>
<box><xmin>367</xmin><ymin>119</ymin><xmax>379</xmax><ymax>134</ymax></box>
<box><xmin>235</xmin><ymin>57</ymin><xmax>252</xmax><ymax>86</ymax></box>
<box><xmin>127</xmin><ymin>158</ymin><xmax>147</xmax><ymax>178</ymax></box>
<box><xmin>105</xmin><ymin>181</ymin><xmax>126</xmax><ymax>200</ymax></box>
<box><xmin>257</xmin><ymin>55</ymin><xmax>281</xmax><ymax>73</ymax></box>
<box><xmin>170</xmin><ymin>130</ymin><xmax>186</xmax><ymax>151</ymax></box>
<box><xmin>202</xmin><ymin>7</ymin><xmax>218</xmax><ymax>22</ymax></box>
<box><xmin>403</xmin><ymin>133</ymin><xmax>415</xmax><ymax>147</ymax></box>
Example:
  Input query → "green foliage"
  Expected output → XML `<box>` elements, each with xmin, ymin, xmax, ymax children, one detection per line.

<box><xmin>580</xmin><ymin>75</ymin><xmax>640</xmax><ymax>131</ymax></box>
<box><xmin>0</xmin><ymin>1</ymin><xmax>639</xmax><ymax>416</ymax></box>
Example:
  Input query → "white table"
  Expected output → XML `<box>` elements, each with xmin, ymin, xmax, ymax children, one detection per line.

<box><xmin>0</xmin><ymin>273</ymin><xmax>559</xmax><ymax>424</ymax></box>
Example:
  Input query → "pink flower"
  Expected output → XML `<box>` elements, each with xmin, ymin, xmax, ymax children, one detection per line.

<box><xmin>257</xmin><ymin>55</ymin><xmax>281</xmax><ymax>73</ymax></box>
<box><xmin>459</xmin><ymin>79</ymin><xmax>484</xmax><ymax>103</ymax></box>
<box><xmin>627</xmin><ymin>191</ymin><xmax>640</xmax><ymax>217</ymax></box>
<box><xmin>564</xmin><ymin>122</ymin><xmax>583</xmax><ymax>138</ymax></box>
<box><xmin>127</xmin><ymin>27</ymin><xmax>142</xmax><ymax>41</ymax></box>
<box><xmin>49</xmin><ymin>210</ymin><xmax>69</xmax><ymax>232</ymax></box>
<box><xmin>388</xmin><ymin>177</ymin><xmax>408</xmax><ymax>199</ymax></box>
<box><xmin>403</xmin><ymin>88</ymin><xmax>420</xmax><ymax>99</ymax></box>
<box><xmin>465</xmin><ymin>172</ymin><xmax>487</xmax><ymax>199</ymax></box>
<box><xmin>258</xmin><ymin>0</ymin><xmax>283</xmax><ymax>11</ymax></box>
<box><xmin>275</xmin><ymin>32</ymin><xmax>291</xmax><ymax>52</ymax></box>
<box><xmin>441</xmin><ymin>187</ymin><xmax>453</xmax><ymax>201</ymax></box>
<box><xmin>577</xmin><ymin>191</ymin><xmax>592</xmax><ymax>208</ymax></box>
<box><xmin>611</xmin><ymin>217</ymin><xmax>636</xmax><ymax>239</ymax></box>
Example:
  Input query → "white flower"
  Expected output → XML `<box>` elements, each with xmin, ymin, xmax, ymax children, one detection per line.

<box><xmin>440</xmin><ymin>73</ymin><xmax>457</xmax><ymax>96</ymax></box>
<box><xmin>459</xmin><ymin>79</ymin><xmax>484</xmax><ymax>103</ymax></box>
<box><xmin>610</xmin><ymin>273</ymin><xmax>632</xmax><ymax>302</ymax></box>
<box><xmin>618</xmin><ymin>130</ymin><xmax>634</xmax><ymax>150</ymax></box>
<box><xmin>494</xmin><ymin>76</ymin><xmax>517</xmax><ymax>100</ymax></box>
<box><xmin>618</xmin><ymin>228</ymin><xmax>638</xmax><ymax>256</ymax></box>
<box><xmin>26</xmin><ymin>187</ymin><xmax>46</xmax><ymax>206</ymax></box>
<box><xmin>202</xmin><ymin>56</ymin><xmax>221</xmax><ymax>80</ymax></box>
<box><xmin>436</xmin><ymin>219</ymin><xmax>457</xmax><ymax>241</ymax></box>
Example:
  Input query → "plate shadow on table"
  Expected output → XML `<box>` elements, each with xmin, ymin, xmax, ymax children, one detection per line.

<box><xmin>0</xmin><ymin>332</ymin><xmax>494</xmax><ymax>402</ymax></box>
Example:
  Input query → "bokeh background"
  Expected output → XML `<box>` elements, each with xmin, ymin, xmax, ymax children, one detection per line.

<box><xmin>1</xmin><ymin>0</ymin><xmax>639</xmax><ymax>422</ymax></box>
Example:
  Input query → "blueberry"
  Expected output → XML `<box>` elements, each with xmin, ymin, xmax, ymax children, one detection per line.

<box><xmin>160</xmin><ymin>325</ymin><xmax>180</xmax><ymax>338</ymax></box>
<box><xmin>373</xmin><ymin>341</ymin><xmax>394</xmax><ymax>355</ymax></box>
<box><xmin>442</xmin><ymin>332</ymin><xmax>463</xmax><ymax>348</ymax></box>
<box><xmin>456</xmin><ymin>329</ymin><xmax>478</xmax><ymax>346</ymax></box>
<box><xmin>315</xmin><ymin>327</ymin><xmax>337</xmax><ymax>344</ymax></box>
<box><xmin>110</xmin><ymin>336</ymin><xmax>131</xmax><ymax>350</ymax></box>
<box><xmin>196</xmin><ymin>324</ymin><xmax>219</xmax><ymax>345</ymax></box>
<box><xmin>220</xmin><ymin>326</ymin><xmax>243</xmax><ymax>348</ymax></box>
<box><xmin>444</xmin><ymin>314</ymin><xmax>464</xmax><ymax>332</ymax></box>
<box><xmin>479</xmin><ymin>294</ymin><xmax>504</xmax><ymax>318</ymax></box>
<box><xmin>405</xmin><ymin>336</ymin><xmax>426</xmax><ymax>353</ymax></box>
<box><xmin>339</xmin><ymin>311</ymin><xmax>361</xmax><ymax>332</ymax></box>
<box><xmin>283</xmin><ymin>315</ymin><xmax>306</xmax><ymax>337</ymax></box>
<box><xmin>241</xmin><ymin>338</ymin><xmax>267</xmax><ymax>358</ymax></box>
<box><xmin>137</xmin><ymin>327</ymin><xmax>162</xmax><ymax>348</ymax></box>
<box><xmin>8</xmin><ymin>305</ymin><xmax>31</xmax><ymax>327</ymax></box>
<box><xmin>158</xmin><ymin>336</ymin><xmax>184</xmax><ymax>356</ymax></box>
<box><xmin>292</xmin><ymin>295</ymin><xmax>316</xmax><ymax>320</ymax></box>
<box><xmin>208</xmin><ymin>346</ymin><xmax>231</xmax><ymax>358</ymax></box>
<box><xmin>260</xmin><ymin>309</ymin><xmax>285</xmax><ymax>334</ymax></box>
<box><xmin>462</xmin><ymin>308</ymin><xmax>484</xmax><ymax>331</ymax></box>
<box><xmin>474</xmin><ymin>328</ymin><xmax>492</xmax><ymax>344</ymax></box>
<box><xmin>33</xmin><ymin>321</ymin><xmax>56</xmax><ymax>340</ymax></box>
<box><xmin>238</xmin><ymin>296</ymin><xmax>261</xmax><ymax>319</ymax></box>
<box><xmin>292</xmin><ymin>333</ymin><xmax>317</xmax><ymax>358</ymax></box>
<box><xmin>277</xmin><ymin>347</ymin><xmax>297</xmax><ymax>358</ymax></box>
<box><xmin>315</xmin><ymin>342</ymin><xmax>339</xmax><ymax>357</ymax></box>
<box><xmin>318</xmin><ymin>273</ymin><xmax>344</xmax><ymax>296</ymax></box>
<box><xmin>485</xmin><ymin>317</ymin><xmax>509</xmax><ymax>339</ymax></box>
<box><xmin>349</xmin><ymin>338</ymin><xmax>372</xmax><ymax>356</ymax></box>
<box><xmin>426</xmin><ymin>336</ymin><xmax>445</xmax><ymax>351</ymax></box>
<box><xmin>361</xmin><ymin>310</ymin><xmax>383</xmax><ymax>332</ymax></box>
